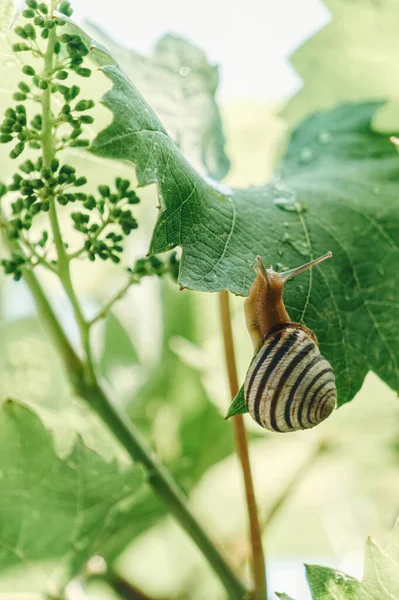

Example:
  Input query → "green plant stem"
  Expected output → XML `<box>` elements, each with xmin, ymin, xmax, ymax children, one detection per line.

<box><xmin>89</xmin><ymin>276</ymin><xmax>139</xmax><ymax>326</ymax></box>
<box><xmin>219</xmin><ymin>291</ymin><xmax>266</xmax><ymax>600</ymax></box>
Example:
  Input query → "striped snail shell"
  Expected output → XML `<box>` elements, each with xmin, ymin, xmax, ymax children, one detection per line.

<box><xmin>244</xmin><ymin>252</ymin><xmax>336</xmax><ymax>432</ymax></box>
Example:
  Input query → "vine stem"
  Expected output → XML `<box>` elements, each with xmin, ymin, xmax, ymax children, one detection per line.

<box><xmin>219</xmin><ymin>291</ymin><xmax>267</xmax><ymax>600</ymax></box>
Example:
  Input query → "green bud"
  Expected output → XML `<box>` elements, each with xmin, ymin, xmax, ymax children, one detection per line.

<box><xmin>79</xmin><ymin>115</ymin><xmax>94</xmax><ymax>124</ymax></box>
<box><xmin>45</xmin><ymin>19</ymin><xmax>55</xmax><ymax>29</ymax></box>
<box><xmin>98</xmin><ymin>185</ymin><xmax>110</xmax><ymax>197</ymax></box>
<box><xmin>0</xmin><ymin>182</ymin><xmax>7</xmax><ymax>197</ymax></box>
<box><xmin>74</xmin><ymin>99</ymin><xmax>94</xmax><ymax>111</ymax></box>
<box><xmin>59</xmin><ymin>1</ymin><xmax>73</xmax><ymax>16</ymax></box>
<box><xmin>0</xmin><ymin>134</ymin><xmax>13</xmax><ymax>143</ymax></box>
<box><xmin>25</xmin><ymin>24</ymin><xmax>36</xmax><ymax>39</ymax></box>
<box><xmin>34</xmin><ymin>16</ymin><xmax>45</xmax><ymax>26</ymax></box>
<box><xmin>76</xmin><ymin>68</ymin><xmax>91</xmax><ymax>78</ymax></box>
<box><xmin>22</xmin><ymin>65</ymin><xmax>35</xmax><ymax>76</ymax></box>
<box><xmin>70</xmin><ymin>139</ymin><xmax>89</xmax><ymax>147</ymax></box>
<box><xmin>127</xmin><ymin>190</ymin><xmax>140</xmax><ymax>204</ymax></box>
<box><xmin>56</xmin><ymin>70</ymin><xmax>68</xmax><ymax>80</ymax></box>
<box><xmin>12</xmin><ymin>43</ymin><xmax>31</xmax><ymax>52</ymax></box>
<box><xmin>28</xmin><ymin>141</ymin><xmax>41</xmax><ymax>149</ymax></box>
<box><xmin>5</xmin><ymin>108</ymin><xmax>16</xmax><ymax>119</ymax></box>
<box><xmin>12</xmin><ymin>123</ymin><xmax>22</xmax><ymax>132</ymax></box>
<box><xmin>59</xmin><ymin>164</ymin><xmax>75</xmax><ymax>175</ymax></box>
<box><xmin>60</xmin><ymin>33</ymin><xmax>72</xmax><ymax>43</ymax></box>
<box><xmin>41</xmin><ymin>167</ymin><xmax>51</xmax><ymax>180</ymax></box>
<box><xmin>17</xmin><ymin>131</ymin><xmax>29</xmax><ymax>142</ymax></box>
<box><xmin>15</xmin><ymin>26</ymin><xmax>28</xmax><ymax>39</ymax></box>
<box><xmin>70</xmin><ymin>127</ymin><xmax>82</xmax><ymax>139</ymax></box>
<box><xmin>41</xmin><ymin>28</ymin><xmax>49</xmax><ymax>39</ymax></box>
<box><xmin>18</xmin><ymin>81</ymin><xmax>30</xmax><ymax>93</ymax></box>
<box><xmin>16</xmin><ymin>105</ymin><xmax>26</xmax><ymax>115</ymax></box>
<box><xmin>23</xmin><ymin>9</ymin><xmax>35</xmax><ymax>18</ymax></box>
<box><xmin>54</xmin><ymin>41</ymin><xmax>61</xmax><ymax>54</ymax></box>
<box><xmin>30</xmin><ymin>114</ymin><xmax>42</xmax><ymax>130</ymax></box>
<box><xmin>32</xmin><ymin>178</ymin><xmax>44</xmax><ymax>189</ymax></box>
<box><xmin>50</xmin><ymin>158</ymin><xmax>59</xmax><ymax>172</ymax></box>
<box><xmin>20</xmin><ymin>159</ymin><xmax>35</xmax><ymax>173</ymax></box>
<box><xmin>67</xmin><ymin>85</ymin><xmax>80</xmax><ymax>101</ymax></box>
<box><xmin>57</xmin><ymin>195</ymin><xmax>68</xmax><ymax>205</ymax></box>
<box><xmin>0</xmin><ymin>126</ymin><xmax>12</xmax><ymax>134</ymax></box>
<box><xmin>13</xmin><ymin>92</ymin><xmax>27</xmax><ymax>101</ymax></box>
<box><xmin>38</xmin><ymin>2</ymin><xmax>48</xmax><ymax>13</ymax></box>
<box><xmin>27</xmin><ymin>0</ymin><xmax>38</xmax><ymax>8</ymax></box>
<box><xmin>75</xmin><ymin>177</ymin><xmax>87</xmax><ymax>187</ymax></box>
<box><xmin>83</xmin><ymin>196</ymin><xmax>96</xmax><ymax>209</ymax></box>
<box><xmin>11</xmin><ymin>142</ymin><xmax>25</xmax><ymax>159</ymax></box>
<box><xmin>38</xmin><ymin>80</ymin><xmax>48</xmax><ymax>90</ymax></box>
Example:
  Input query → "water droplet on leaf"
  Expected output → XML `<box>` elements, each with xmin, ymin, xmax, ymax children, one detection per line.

<box><xmin>318</xmin><ymin>130</ymin><xmax>332</xmax><ymax>144</ymax></box>
<box><xmin>179</xmin><ymin>66</ymin><xmax>190</xmax><ymax>76</ymax></box>
<box><xmin>299</xmin><ymin>148</ymin><xmax>314</xmax><ymax>164</ymax></box>
<box><xmin>373</xmin><ymin>186</ymin><xmax>381</xmax><ymax>196</ymax></box>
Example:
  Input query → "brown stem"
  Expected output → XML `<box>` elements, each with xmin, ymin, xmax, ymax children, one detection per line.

<box><xmin>219</xmin><ymin>291</ymin><xmax>267</xmax><ymax>600</ymax></box>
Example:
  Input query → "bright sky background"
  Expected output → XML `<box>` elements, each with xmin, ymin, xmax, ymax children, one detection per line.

<box><xmin>70</xmin><ymin>0</ymin><xmax>330</xmax><ymax>102</ymax></box>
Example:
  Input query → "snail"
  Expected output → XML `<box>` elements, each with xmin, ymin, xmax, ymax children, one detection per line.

<box><xmin>244</xmin><ymin>252</ymin><xmax>336</xmax><ymax>432</ymax></box>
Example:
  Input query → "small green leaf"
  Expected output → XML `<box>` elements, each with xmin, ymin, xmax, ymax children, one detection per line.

<box><xmin>306</xmin><ymin>564</ymin><xmax>360</xmax><ymax>599</ymax></box>
<box><xmin>275</xmin><ymin>594</ymin><xmax>297</xmax><ymax>600</ymax></box>
<box><xmin>225</xmin><ymin>384</ymin><xmax>248</xmax><ymax>418</ymax></box>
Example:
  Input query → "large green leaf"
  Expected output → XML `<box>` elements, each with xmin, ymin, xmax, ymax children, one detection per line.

<box><xmin>281</xmin><ymin>0</ymin><xmax>399</xmax><ymax>130</ymax></box>
<box><xmin>0</xmin><ymin>399</ymin><xmax>146</xmax><ymax>593</ymax></box>
<box><xmin>89</xmin><ymin>43</ymin><xmax>399</xmax><ymax>406</ymax></box>
<box><xmin>276</xmin><ymin>518</ymin><xmax>399</xmax><ymax>600</ymax></box>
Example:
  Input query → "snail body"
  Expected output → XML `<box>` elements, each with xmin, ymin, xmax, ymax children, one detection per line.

<box><xmin>244</xmin><ymin>252</ymin><xmax>336</xmax><ymax>432</ymax></box>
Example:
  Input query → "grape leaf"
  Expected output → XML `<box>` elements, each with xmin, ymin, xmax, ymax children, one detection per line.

<box><xmin>281</xmin><ymin>0</ymin><xmax>399</xmax><ymax>130</ymax></box>
<box><xmin>276</xmin><ymin>518</ymin><xmax>399</xmax><ymax>600</ymax></box>
<box><xmin>89</xmin><ymin>43</ymin><xmax>399</xmax><ymax>407</ymax></box>
<box><xmin>0</xmin><ymin>399</ymin><xmax>146</xmax><ymax>592</ymax></box>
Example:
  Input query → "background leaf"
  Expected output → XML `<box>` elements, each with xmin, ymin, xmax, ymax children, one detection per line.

<box><xmin>0</xmin><ymin>399</ymin><xmax>146</xmax><ymax>593</ymax></box>
<box><xmin>281</xmin><ymin>0</ymin><xmax>399</xmax><ymax>132</ymax></box>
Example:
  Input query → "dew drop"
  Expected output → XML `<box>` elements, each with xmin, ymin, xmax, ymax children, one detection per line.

<box><xmin>283</xmin><ymin>221</ymin><xmax>290</xmax><ymax>228</ymax></box>
<box><xmin>299</xmin><ymin>147</ymin><xmax>314</xmax><ymax>164</ymax></box>
<box><xmin>296</xmin><ymin>284</ymin><xmax>305</xmax><ymax>293</ymax></box>
<box><xmin>318</xmin><ymin>130</ymin><xmax>332</xmax><ymax>144</ymax></box>
<box><xmin>373</xmin><ymin>186</ymin><xmax>381</xmax><ymax>196</ymax></box>
<box><xmin>179</xmin><ymin>66</ymin><xmax>191</xmax><ymax>77</ymax></box>
<box><xmin>277</xmin><ymin>248</ymin><xmax>283</xmax><ymax>256</ymax></box>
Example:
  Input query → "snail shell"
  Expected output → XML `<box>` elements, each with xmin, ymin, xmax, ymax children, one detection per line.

<box><xmin>245</xmin><ymin>322</ymin><xmax>336</xmax><ymax>432</ymax></box>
